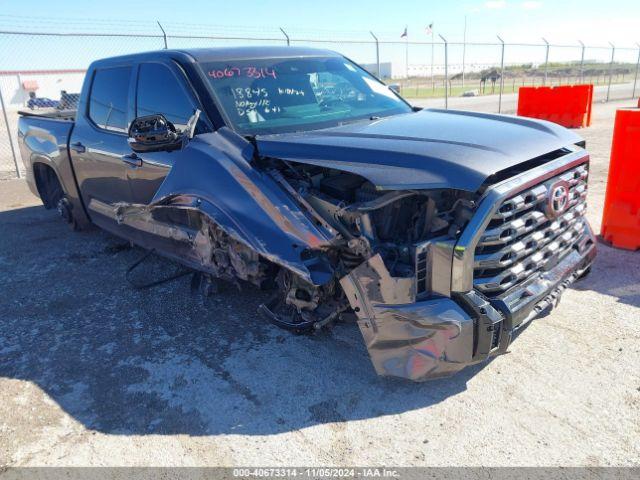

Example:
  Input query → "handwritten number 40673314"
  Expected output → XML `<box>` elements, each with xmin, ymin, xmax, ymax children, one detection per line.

<box><xmin>208</xmin><ymin>67</ymin><xmax>277</xmax><ymax>80</ymax></box>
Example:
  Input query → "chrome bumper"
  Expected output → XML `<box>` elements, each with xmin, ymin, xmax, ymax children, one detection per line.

<box><xmin>340</xmin><ymin>148</ymin><xmax>597</xmax><ymax>382</ymax></box>
<box><xmin>340</xmin><ymin>233</ymin><xmax>595</xmax><ymax>382</ymax></box>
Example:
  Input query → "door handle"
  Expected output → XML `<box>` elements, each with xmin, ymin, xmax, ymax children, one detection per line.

<box><xmin>121</xmin><ymin>153</ymin><xmax>143</xmax><ymax>168</ymax></box>
<box><xmin>70</xmin><ymin>142</ymin><xmax>85</xmax><ymax>153</ymax></box>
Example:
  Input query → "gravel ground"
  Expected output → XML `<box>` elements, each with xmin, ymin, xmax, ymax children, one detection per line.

<box><xmin>0</xmin><ymin>100</ymin><xmax>639</xmax><ymax>467</ymax></box>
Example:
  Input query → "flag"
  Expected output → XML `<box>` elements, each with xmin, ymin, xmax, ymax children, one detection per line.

<box><xmin>400</xmin><ymin>26</ymin><xmax>407</xmax><ymax>38</ymax></box>
<box><xmin>425</xmin><ymin>23</ymin><xmax>433</xmax><ymax>35</ymax></box>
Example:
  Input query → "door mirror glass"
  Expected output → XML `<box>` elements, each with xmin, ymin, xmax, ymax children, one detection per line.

<box><xmin>127</xmin><ymin>114</ymin><xmax>183</xmax><ymax>153</ymax></box>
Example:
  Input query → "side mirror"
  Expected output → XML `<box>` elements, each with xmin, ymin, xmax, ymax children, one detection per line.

<box><xmin>388</xmin><ymin>84</ymin><xmax>401</xmax><ymax>95</ymax></box>
<box><xmin>127</xmin><ymin>114</ymin><xmax>183</xmax><ymax>153</ymax></box>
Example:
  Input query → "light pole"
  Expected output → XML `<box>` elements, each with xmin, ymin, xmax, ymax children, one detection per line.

<box><xmin>497</xmin><ymin>35</ymin><xmax>505</xmax><ymax>113</ymax></box>
<box><xmin>439</xmin><ymin>34</ymin><xmax>448</xmax><ymax>109</ymax></box>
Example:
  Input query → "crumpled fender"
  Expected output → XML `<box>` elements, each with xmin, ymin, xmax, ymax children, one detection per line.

<box><xmin>136</xmin><ymin>128</ymin><xmax>337</xmax><ymax>285</ymax></box>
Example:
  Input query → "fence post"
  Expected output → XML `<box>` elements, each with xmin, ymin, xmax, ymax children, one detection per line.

<box><xmin>370</xmin><ymin>31</ymin><xmax>380</xmax><ymax>78</ymax></box>
<box><xmin>279</xmin><ymin>27</ymin><xmax>290</xmax><ymax>46</ymax></box>
<box><xmin>439</xmin><ymin>34</ymin><xmax>448</xmax><ymax>109</ymax></box>
<box><xmin>0</xmin><ymin>85</ymin><xmax>21</xmax><ymax>178</ymax></box>
<box><xmin>578</xmin><ymin>40</ymin><xmax>585</xmax><ymax>83</ymax></box>
<box><xmin>633</xmin><ymin>43</ymin><xmax>640</xmax><ymax>99</ymax></box>
<box><xmin>542</xmin><ymin>38</ymin><xmax>549</xmax><ymax>85</ymax></box>
<box><xmin>497</xmin><ymin>35</ymin><xmax>505</xmax><ymax>113</ymax></box>
<box><xmin>606</xmin><ymin>42</ymin><xmax>615</xmax><ymax>102</ymax></box>
<box><xmin>157</xmin><ymin>21</ymin><xmax>167</xmax><ymax>49</ymax></box>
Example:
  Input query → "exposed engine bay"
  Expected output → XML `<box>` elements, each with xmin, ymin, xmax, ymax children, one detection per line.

<box><xmin>254</xmin><ymin>158</ymin><xmax>477</xmax><ymax>331</ymax></box>
<box><xmin>113</xmin><ymin>157</ymin><xmax>478</xmax><ymax>333</ymax></box>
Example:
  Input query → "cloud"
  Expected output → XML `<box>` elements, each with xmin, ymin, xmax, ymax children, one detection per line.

<box><xmin>485</xmin><ymin>0</ymin><xmax>507</xmax><ymax>8</ymax></box>
<box><xmin>521</xmin><ymin>1</ymin><xmax>542</xmax><ymax>9</ymax></box>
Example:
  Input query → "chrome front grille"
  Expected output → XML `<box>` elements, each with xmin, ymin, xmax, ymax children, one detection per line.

<box><xmin>415</xmin><ymin>243</ymin><xmax>429</xmax><ymax>296</ymax></box>
<box><xmin>473</xmin><ymin>163</ymin><xmax>589</xmax><ymax>297</ymax></box>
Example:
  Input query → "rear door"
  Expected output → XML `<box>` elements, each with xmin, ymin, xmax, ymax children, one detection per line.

<box><xmin>127</xmin><ymin>61</ymin><xmax>206</xmax><ymax>204</ymax></box>
<box><xmin>70</xmin><ymin>64</ymin><xmax>135</xmax><ymax>231</ymax></box>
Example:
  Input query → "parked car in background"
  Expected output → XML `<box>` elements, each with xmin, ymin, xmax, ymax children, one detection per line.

<box><xmin>27</xmin><ymin>92</ymin><xmax>59</xmax><ymax>109</ymax></box>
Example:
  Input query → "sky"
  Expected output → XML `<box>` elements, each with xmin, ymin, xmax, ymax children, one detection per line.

<box><xmin>0</xmin><ymin>0</ymin><xmax>638</xmax><ymax>72</ymax></box>
<box><xmin>0</xmin><ymin>0</ymin><xmax>638</xmax><ymax>45</ymax></box>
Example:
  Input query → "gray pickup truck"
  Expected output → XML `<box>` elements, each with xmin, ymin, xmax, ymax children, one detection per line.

<box><xmin>18</xmin><ymin>46</ymin><xmax>596</xmax><ymax>381</ymax></box>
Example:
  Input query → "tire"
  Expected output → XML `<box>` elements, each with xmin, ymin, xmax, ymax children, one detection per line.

<box><xmin>35</xmin><ymin>164</ymin><xmax>80</xmax><ymax>231</ymax></box>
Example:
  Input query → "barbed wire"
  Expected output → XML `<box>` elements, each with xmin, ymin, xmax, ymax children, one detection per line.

<box><xmin>0</xmin><ymin>15</ymin><xmax>638</xmax><ymax>49</ymax></box>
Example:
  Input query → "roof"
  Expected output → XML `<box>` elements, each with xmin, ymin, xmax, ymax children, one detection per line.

<box><xmin>178</xmin><ymin>46</ymin><xmax>341</xmax><ymax>62</ymax></box>
<box><xmin>90</xmin><ymin>46</ymin><xmax>342</xmax><ymax>67</ymax></box>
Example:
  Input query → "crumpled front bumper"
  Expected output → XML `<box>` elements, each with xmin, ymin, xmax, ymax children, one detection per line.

<box><xmin>339</xmin><ymin>225</ymin><xmax>596</xmax><ymax>382</ymax></box>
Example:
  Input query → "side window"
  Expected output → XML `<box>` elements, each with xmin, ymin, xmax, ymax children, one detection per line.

<box><xmin>136</xmin><ymin>63</ymin><xmax>196</xmax><ymax>131</ymax></box>
<box><xmin>89</xmin><ymin>66</ymin><xmax>131</xmax><ymax>133</ymax></box>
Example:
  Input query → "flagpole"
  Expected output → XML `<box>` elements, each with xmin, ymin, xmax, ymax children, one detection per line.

<box><xmin>431</xmin><ymin>27</ymin><xmax>434</xmax><ymax>87</ymax></box>
<box><xmin>462</xmin><ymin>15</ymin><xmax>467</xmax><ymax>88</ymax></box>
<box><xmin>405</xmin><ymin>32</ymin><xmax>409</xmax><ymax>79</ymax></box>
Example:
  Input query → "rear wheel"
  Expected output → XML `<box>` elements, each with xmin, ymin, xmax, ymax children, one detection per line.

<box><xmin>34</xmin><ymin>164</ymin><xmax>79</xmax><ymax>230</ymax></box>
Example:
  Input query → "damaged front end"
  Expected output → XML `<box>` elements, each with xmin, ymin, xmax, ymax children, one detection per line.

<box><xmin>103</xmin><ymin>129</ymin><xmax>595</xmax><ymax>383</ymax></box>
<box><xmin>257</xmin><ymin>147</ymin><xmax>596</xmax><ymax>381</ymax></box>
<box><xmin>108</xmin><ymin>137</ymin><xmax>480</xmax><ymax>380</ymax></box>
<box><xmin>260</xmin><ymin>158</ymin><xmax>482</xmax><ymax>379</ymax></box>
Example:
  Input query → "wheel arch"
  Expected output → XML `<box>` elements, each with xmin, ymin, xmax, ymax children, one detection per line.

<box><xmin>32</xmin><ymin>160</ymin><xmax>64</xmax><ymax>209</ymax></box>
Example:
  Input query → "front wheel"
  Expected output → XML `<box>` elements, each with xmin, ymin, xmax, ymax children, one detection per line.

<box><xmin>56</xmin><ymin>196</ymin><xmax>80</xmax><ymax>231</ymax></box>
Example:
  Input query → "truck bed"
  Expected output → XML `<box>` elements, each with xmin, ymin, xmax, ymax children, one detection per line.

<box><xmin>18</xmin><ymin>108</ymin><xmax>76</xmax><ymax>121</ymax></box>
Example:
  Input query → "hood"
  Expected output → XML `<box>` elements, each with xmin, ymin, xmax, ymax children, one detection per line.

<box><xmin>255</xmin><ymin>109</ymin><xmax>583</xmax><ymax>192</ymax></box>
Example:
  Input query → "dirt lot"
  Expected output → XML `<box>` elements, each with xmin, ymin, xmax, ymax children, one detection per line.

<box><xmin>0</xmin><ymin>100</ymin><xmax>639</xmax><ymax>467</ymax></box>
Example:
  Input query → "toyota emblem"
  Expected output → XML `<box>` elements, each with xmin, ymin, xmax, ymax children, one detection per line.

<box><xmin>546</xmin><ymin>181</ymin><xmax>570</xmax><ymax>218</ymax></box>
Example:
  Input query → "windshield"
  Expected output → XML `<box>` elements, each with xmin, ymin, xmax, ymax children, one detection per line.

<box><xmin>198</xmin><ymin>56</ymin><xmax>412</xmax><ymax>135</ymax></box>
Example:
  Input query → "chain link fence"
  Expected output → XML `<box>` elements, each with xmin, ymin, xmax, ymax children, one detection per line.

<box><xmin>1</xmin><ymin>25</ymin><xmax>639</xmax><ymax>179</ymax></box>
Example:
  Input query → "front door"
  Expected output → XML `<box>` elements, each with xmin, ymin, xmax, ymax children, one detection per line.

<box><xmin>126</xmin><ymin>61</ymin><xmax>207</xmax><ymax>205</ymax></box>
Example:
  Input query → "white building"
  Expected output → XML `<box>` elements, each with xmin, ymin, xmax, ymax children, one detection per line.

<box><xmin>0</xmin><ymin>69</ymin><xmax>86</xmax><ymax>110</ymax></box>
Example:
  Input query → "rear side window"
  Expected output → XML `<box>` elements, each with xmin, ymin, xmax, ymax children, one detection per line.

<box><xmin>89</xmin><ymin>66</ymin><xmax>131</xmax><ymax>133</ymax></box>
<box><xmin>136</xmin><ymin>63</ymin><xmax>196</xmax><ymax>131</ymax></box>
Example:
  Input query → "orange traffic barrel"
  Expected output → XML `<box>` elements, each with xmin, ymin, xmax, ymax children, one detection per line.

<box><xmin>600</xmin><ymin>108</ymin><xmax>640</xmax><ymax>250</ymax></box>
